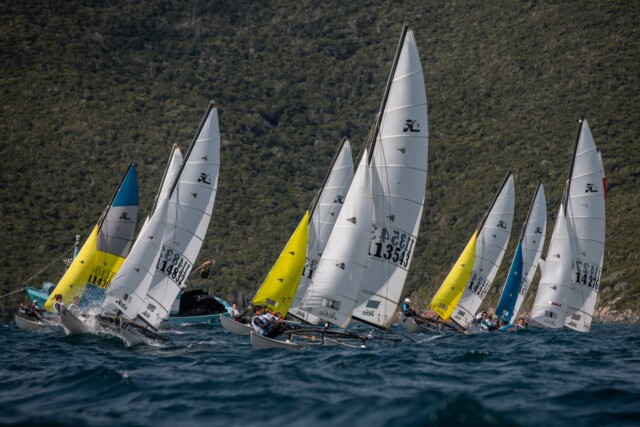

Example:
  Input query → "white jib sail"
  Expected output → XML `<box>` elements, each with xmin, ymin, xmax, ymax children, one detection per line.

<box><xmin>450</xmin><ymin>173</ymin><xmax>515</xmax><ymax>329</ymax></box>
<box><xmin>102</xmin><ymin>196</ymin><xmax>169</xmax><ymax>320</ymax></box>
<box><xmin>142</xmin><ymin>103</ymin><xmax>220</xmax><ymax>329</ymax></box>
<box><xmin>351</xmin><ymin>28</ymin><xmax>429</xmax><ymax>329</ymax></box>
<box><xmin>530</xmin><ymin>202</ymin><xmax>574</xmax><ymax>328</ymax></box>
<box><xmin>563</xmin><ymin>120</ymin><xmax>605</xmax><ymax>332</ymax></box>
<box><xmin>291</xmin><ymin>139</ymin><xmax>354</xmax><ymax>324</ymax></box>
<box><xmin>301</xmin><ymin>150</ymin><xmax>373</xmax><ymax>329</ymax></box>
<box><xmin>510</xmin><ymin>183</ymin><xmax>547</xmax><ymax>324</ymax></box>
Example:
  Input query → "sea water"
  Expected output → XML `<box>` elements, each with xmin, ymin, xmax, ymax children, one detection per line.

<box><xmin>0</xmin><ymin>322</ymin><xmax>638</xmax><ymax>427</ymax></box>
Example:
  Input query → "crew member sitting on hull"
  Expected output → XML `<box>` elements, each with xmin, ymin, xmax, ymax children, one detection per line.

<box><xmin>251</xmin><ymin>305</ymin><xmax>289</xmax><ymax>338</ymax></box>
<box><xmin>401</xmin><ymin>298</ymin><xmax>418</xmax><ymax>317</ymax></box>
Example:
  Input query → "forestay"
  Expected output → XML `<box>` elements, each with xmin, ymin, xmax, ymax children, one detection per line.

<box><xmin>351</xmin><ymin>27</ymin><xmax>429</xmax><ymax>329</ymax></box>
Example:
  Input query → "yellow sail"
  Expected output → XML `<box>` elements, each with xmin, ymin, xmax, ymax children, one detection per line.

<box><xmin>44</xmin><ymin>226</ymin><xmax>99</xmax><ymax>311</ymax></box>
<box><xmin>430</xmin><ymin>230</ymin><xmax>478</xmax><ymax>321</ymax></box>
<box><xmin>252</xmin><ymin>211</ymin><xmax>309</xmax><ymax>315</ymax></box>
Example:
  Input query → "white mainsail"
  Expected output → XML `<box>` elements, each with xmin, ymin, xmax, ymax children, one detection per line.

<box><xmin>301</xmin><ymin>150</ymin><xmax>373</xmax><ymax>328</ymax></box>
<box><xmin>531</xmin><ymin>119</ymin><xmax>605</xmax><ymax>332</ymax></box>
<box><xmin>291</xmin><ymin>138</ymin><xmax>354</xmax><ymax>324</ymax></box>
<box><xmin>142</xmin><ymin>102</ymin><xmax>220</xmax><ymax>330</ymax></box>
<box><xmin>351</xmin><ymin>27</ymin><xmax>429</xmax><ymax>329</ymax></box>
<box><xmin>450</xmin><ymin>173</ymin><xmax>515</xmax><ymax>329</ymax></box>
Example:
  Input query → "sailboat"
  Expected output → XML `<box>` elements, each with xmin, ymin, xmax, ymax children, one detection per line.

<box><xmin>252</xmin><ymin>25</ymin><xmax>429</xmax><ymax>349</ymax></box>
<box><xmin>429</xmin><ymin>172</ymin><xmax>515</xmax><ymax>332</ymax></box>
<box><xmin>290</xmin><ymin>137</ymin><xmax>354</xmax><ymax>324</ymax></box>
<box><xmin>59</xmin><ymin>147</ymin><xmax>181</xmax><ymax>335</ymax></box>
<box><xmin>220</xmin><ymin>138</ymin><xmax>354</xmax><ymax>336</ymax></box>
<box><xmin>62</xmin><ymin>101</ymin><xmax>220</xmax><ymax>344</ymax></box>
<box><xmin>494</xmin><ymin>183</ymin><xmax>546</xmax><ymax>325</ymax></box>
<box><xmin>530</xmin><ymin>118</ymin><xmax>605</xmax><ymax>332</ymax></box>
<box><xmin>16</xmin><ymin>163</ymin><xmax>139</xmax><ymax>332</ymax></box>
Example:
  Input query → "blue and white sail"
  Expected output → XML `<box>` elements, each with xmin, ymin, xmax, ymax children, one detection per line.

<box><xmin>495</xmin><ymin>183</ymin><xmax>546</xmax><ymax>324</ymax></box>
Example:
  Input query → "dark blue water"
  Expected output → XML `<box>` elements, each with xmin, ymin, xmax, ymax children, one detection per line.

<box><xmin>1</xmin><ymin>322</ymin><xmax>639</xmax><ymax>427</ymax></box>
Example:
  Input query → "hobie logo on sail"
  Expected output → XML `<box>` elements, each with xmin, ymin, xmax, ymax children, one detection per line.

<box><xmin>497</xmin><ymin>220</ymin><xmax>508</xmax><ymax>229</ymax></box>
<box><xmin>334</xmin><ymin>195</ymin><xmax>345</xmax><ymax>204</ymax></box>
<box><xmin>535</xmin><ymin>227</ymin><xmax>543</xmax><ymax>234</ymax></box>
<box><xmin>361</xmin><ymin>309</ymin><xmax>375</xmax><ymax>317</ymax></box>
<box><xmin>403</xmin><ymin>119</ymin><xmax>420</xmax><ymax>133</ymax></box>
<box><xmin>120</xmin><ymin>212</ymin><xmax>131</xmax><ymax>220</ymax></box>
<box><xmin>585</xmin><ymin>183</ymin><xmax>598</xmax><ymax>193</ymax></box>
<box><xmin>198</xmin><ymin>173</ymin><xmax>212</xmax><ymax>185</ymax></box>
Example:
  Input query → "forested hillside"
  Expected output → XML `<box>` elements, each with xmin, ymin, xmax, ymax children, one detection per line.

<box><xmin>1</xmin><ymin>0</ymin><xmax>638</xmax><ymax>320</ymax></box>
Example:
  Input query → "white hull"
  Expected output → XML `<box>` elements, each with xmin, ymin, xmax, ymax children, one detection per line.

<box><xmin>250</xmin><ymin>331</ymin><xmax>366</xmax><ymax>350</ymax></box>
<box><xmin>14</xmin><ymin>314</ymin><xmax>56</xmax><ymax>332</ymax></box>
<box><xmin>398</xmin><ymin>313</ymin><xmax>440</xmax><ymax>334</ymax></box>
<box><xmin>220</xmin><ymin>314</ymin><xmax>253</xmax><ymax>336</ymax></box>
<box><xmin>59</xmin><ymin>307</ymin><xmax>90</xmax><ymax>335</ymax></box>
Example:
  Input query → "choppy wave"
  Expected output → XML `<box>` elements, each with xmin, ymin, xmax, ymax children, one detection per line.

<box><xmin>1</xmin><ymin>323</ymin><xmax>639</xmax><ymax>427</ymax></box>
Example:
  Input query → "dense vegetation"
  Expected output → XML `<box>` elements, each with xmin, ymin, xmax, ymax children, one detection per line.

<box><xmin>1</xmin><ymin>0</ymin><xmax>638</xmax><ymax>320</ymax></box>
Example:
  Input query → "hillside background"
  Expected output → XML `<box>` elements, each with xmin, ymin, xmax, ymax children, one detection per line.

<box><xmin>1</xmin><ymin>0</ymin><xmax>638</xmax><ymax>322</ymax></box>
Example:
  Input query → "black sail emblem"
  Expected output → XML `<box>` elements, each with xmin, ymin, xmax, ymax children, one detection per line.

<box><xmin>585</xmin><ymin>183</ymin><xmax>598</xmax><ymax>193</ymax></box>
<box><xmin>198</xmin><ymin>173</ymin><xmax>212</xmax><ymax>185</ymax></box>
<box><xmin>497</xmin><ymin>220</ymin><xmax>507</xmax><ymax>229</ymax></box>
<box><xmin>403</xmin><ymin>119</ymin><xmax>420</xmax><ymax>133</ymax></box>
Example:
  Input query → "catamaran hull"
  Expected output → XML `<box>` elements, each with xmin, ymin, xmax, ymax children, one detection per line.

<box><xmin>59</xmin><ymin>307</ymin><xmax>90</xmax><ymax>335</ymax></box>
<box><xmin>220</xmin><ymin>314</ymin><xmax>253</xmax><ymax>335</ymax></box>
<box><xmin>399</xmin><ymin>313</ymin><xmax>441</xmax><ymax>334</ymax></box>
<box><xmin>250</xmin><ymin>331</ymin><xmax>362</xmax><ymax>350</ymax></box>
<box><xmin>14</xmin><ymin>314</ymin><xmax>55</xmax><ymax>332</ymax></box>
<box><xmin>163</xmin><ymin>312</ymin><xmax>228</xmax><ymax>327</ymax></box>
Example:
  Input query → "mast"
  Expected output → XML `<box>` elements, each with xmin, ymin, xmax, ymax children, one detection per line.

<box><xmin>367</xmin><ymin>24</ymin><xmax>409</xmax><ymax>164</ymax></box>
<box><xmin>167</xmin><ymin>100</ymin><xmax>216</xmax><ymax>199</ymax></box>
<box><xmin>564</xmin><ymin>117</ymin><xmax>584</xmax><ymax>215</ymax></box>
<box><xmin>149</xmin><ymin>144</ymin><xmax>179</xmax><ymax>216</ymax></box>
<box><xmin>96</xmin><ymin>161</ymin><xmax>136</xmax><ymax>229</ymax></box>
<box><xmin>476</xmin><ymin>170</ymin><xmax>513</xmax><ymax>233</ymax></box>
<box><xmin>308</xmin><ymin>137</ymin><xmax>349</xmax><ymax>219</ymax></box>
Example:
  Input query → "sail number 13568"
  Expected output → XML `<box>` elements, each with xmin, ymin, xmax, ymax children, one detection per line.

<box><xmin>368</xmin><ymin>225</ymin><xmax>416</xmax><ymax>269</ymax></box>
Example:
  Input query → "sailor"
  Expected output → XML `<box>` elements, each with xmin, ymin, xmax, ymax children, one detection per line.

<box><xmin>229</xmin><ymin>302</ymin><xmax>241</xmax><ymax>319</ymax></box>
<box><xmin>53</xmin><ymin>294</ymin><xmax>65</xmax><ymax>315</ymax></box>
<box><xmin>514</xmin><ymin>317</ymin><xmax>526</xmax><ymax>331</ymax></box>
<box><xmin>251</xmin><ymin>305</ymin><xmax>287</xmax><ymax>338</ymax></box>
<box><xmin>68</xmin><ymin>296</ymin><xmax>81</xmax><ymax>316</ymax></box>
<box><xmin>30</xmin><ymin>300</ymin><xmax>44</xmax><ymax>320</ymax></box>
<box><xmin>401</xmin><ymin>298</ymin><xmax>418</xmax><ymax>317</ymax></box>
